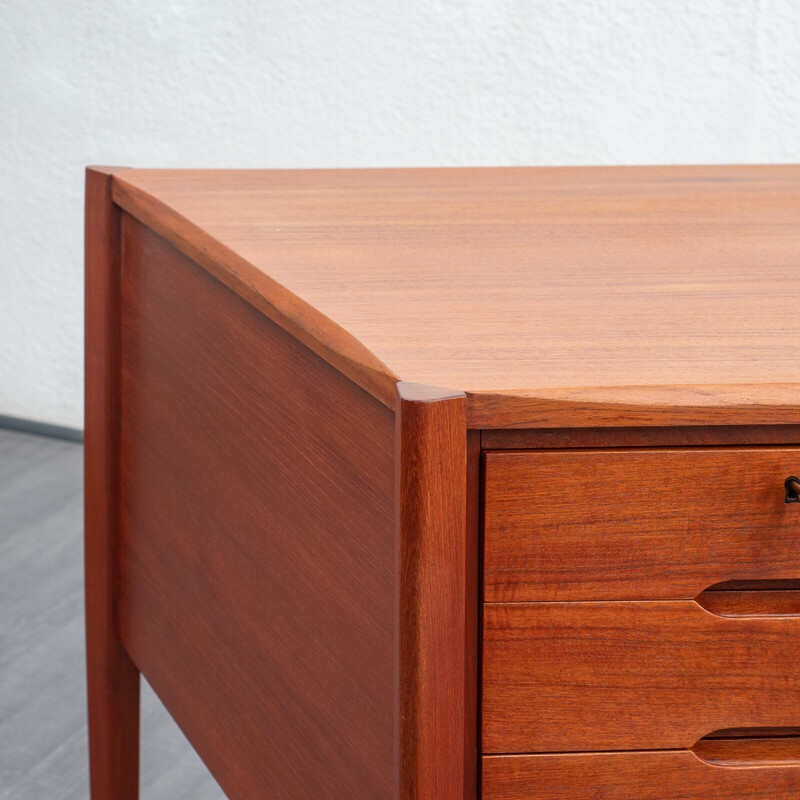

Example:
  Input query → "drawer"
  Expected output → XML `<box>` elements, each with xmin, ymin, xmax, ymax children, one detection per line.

<box><xmin>482</xmin><ymin>740</ymin><xmax>800</xmax><ymax>800</ymax></box>
<box><xmin>484</xmin><ymin>447</ymin><xmax>800</xmax><ymax>601</ymax></box>
<box><xmin>481</xmin><ymin>597</ymin><xmax>800</xmax><ymax>753</ymax></box>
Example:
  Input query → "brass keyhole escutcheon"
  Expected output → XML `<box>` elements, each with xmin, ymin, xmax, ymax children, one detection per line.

<box><xmin>785</xmin><ymin>476</ymin><xmax>800</xmax><ymax>504</ymax></box>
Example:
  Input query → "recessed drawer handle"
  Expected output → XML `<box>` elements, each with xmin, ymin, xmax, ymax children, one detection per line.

<box><xmin>786</xmin><ymin>476</ymin><xmax>800</xmax><ymax>504</ymax></box>
<box><xmin>693</xmin><ymin>728</ymin><xmax>800</xmax><ymax>767</ymax></box>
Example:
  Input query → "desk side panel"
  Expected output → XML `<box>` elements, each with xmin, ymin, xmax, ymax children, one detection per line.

<box><xmin>118</xmin><ymin>215</ymin><xmax>395</xmax><ymax>799</ymax></box>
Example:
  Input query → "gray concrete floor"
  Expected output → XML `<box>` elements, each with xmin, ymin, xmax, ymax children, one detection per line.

<box><xmin>0</xmin><ymin>428</ymin><xmax>225</xmax><ymax>799</ymax></box>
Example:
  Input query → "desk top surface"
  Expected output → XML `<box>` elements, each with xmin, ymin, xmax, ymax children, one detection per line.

<box><xmin>110</xmin><ymin>165</ymin><xmax>800</xmax><ymax>428</ymax></box>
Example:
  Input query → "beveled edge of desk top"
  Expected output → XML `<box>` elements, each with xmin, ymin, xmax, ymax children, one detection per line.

<box><xmin>101</xmin><ymin>165</ymin><xmax>800</xmax><ymax>429</ymax></box>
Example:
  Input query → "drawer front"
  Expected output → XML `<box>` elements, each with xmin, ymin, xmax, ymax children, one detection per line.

<box><xmin>482</xmin><ymin>600</ymin><xmax>800</xmax><ymax>753</ymax></box>
<box><xmin>484</xmin><ymin>447</ymin><xmax>800</xmax><ymax>602</ymax></box>
<box><xmin>482</xmin><ymin>746</ymin><xmax>800</xmax><ymax>800</ymax></box>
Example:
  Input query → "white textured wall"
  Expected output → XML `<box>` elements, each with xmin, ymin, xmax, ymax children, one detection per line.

<box><xmin>2</xmin><ymin>0</ymin><xmax>799</xmax><ymax>428</ymax></box>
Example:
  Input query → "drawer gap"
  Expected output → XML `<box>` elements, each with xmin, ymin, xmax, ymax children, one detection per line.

<box><xmin>707</xmin><ymin>579</ymin><xmax>800</xmax><ymax>591</ymax></box>
<box><xmin>703</xmin><ymin>727</ymin><xmax>800</xmax><ymax>739</ymax></box>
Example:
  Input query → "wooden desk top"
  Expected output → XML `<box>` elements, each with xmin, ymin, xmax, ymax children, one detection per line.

<box><xmin>110</xmin><ymin>165</ymin><xmax>800</xmax><ymax>428</ymax></box>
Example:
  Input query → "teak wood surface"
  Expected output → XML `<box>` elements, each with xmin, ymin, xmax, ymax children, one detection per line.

<box><xmin>118</xmin><ymin>218</ymin><xmax>398</xmax><ymax>798</ymax></box>
<box><xmin>482</xmin><ymin>600</ymin><xmax>800</xmax><ymax>753</ymax></box>
<box><xmin>86</xmin><ymin>197</ymin><xmax>478</xmax><ymax>798</ymax></box>
<box><xmin>85</xmin><ymin>165</ymin><xmax>800</xmax><ymax>800</ymax></box>
<box><xmin>109</xmin><ymin>165</ymin><xmax>800</xmax><ymax>429</ymax></box>
<box><xmin>484</xmin><ymin>447</ymin><xmax>800</xmax><ymax>601</ymax></box>
<box><xmin>482</xmin><ymin>747</ymin><xmax>800</xmax><ymax>800</ymax></box>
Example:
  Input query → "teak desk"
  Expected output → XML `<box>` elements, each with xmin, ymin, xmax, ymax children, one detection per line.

<box><xmin>85</xmin><ymin>165</ymin><xmax>800</xmax><ymax>800</ymax></box>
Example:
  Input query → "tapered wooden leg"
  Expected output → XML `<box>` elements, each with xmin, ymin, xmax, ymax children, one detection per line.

<box><xmin>85</xmin><ymin>166</ymin><xmax>140</xmax><ymax>798</ymax></box>
<box><xmin>85</xmin><ymin>624</ymin><xmax>140</xmax><ymax>798</ymax></box>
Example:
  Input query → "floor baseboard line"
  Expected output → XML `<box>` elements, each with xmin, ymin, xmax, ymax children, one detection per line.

<box><xmin>0</xmin><ymin>414</ymin><xmax>84</xmax><ymax>443</ymax></box>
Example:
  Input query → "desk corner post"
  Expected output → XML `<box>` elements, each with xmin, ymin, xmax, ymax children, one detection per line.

<box><xmin>395</xmin><ymin>382</ymin><xmax>474</xmax><ymax>800</ymax></box>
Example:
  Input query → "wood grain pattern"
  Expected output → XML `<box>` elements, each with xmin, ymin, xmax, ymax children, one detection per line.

<box><xmin>118</xmin><ymin>217</ymin><xmax>396</xmax><ymax>799</ymax></box>
<box><xmin>110</xmin><ymin>165</ymin><xmax>800</xmax><ymax>429</ymax></box>
<box><xmin>395</xmin><ymin>383</ymin><xmax>472</xmax><ymax>800</ymax></box>
<box><xmin>468</xmin><ymin>385</ymin><xmax>800</xmax><ymax>429</ymax></box>
<box><xmin>484</xmin><ymin>447</ymin><xmax>800</xmax><ymax>601</ymax></box>
<box><xmin>112</xmin><ymin>172</ymin><xmax>399</xmax><ymax>412</ymax></box>
<box><xmin>482</xmin><ymin>600</ymin><xmax>800</xmax><ymax>753</ymax></box>
<box><xmin>84</xmin><ymin>167</ymin><xmax>140</xmax><ymax>800</ymax></box>
<box><xmin>482</xmin><ymin>748</ymin><xmax>800</xmax><ymax>800</ymax></box>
